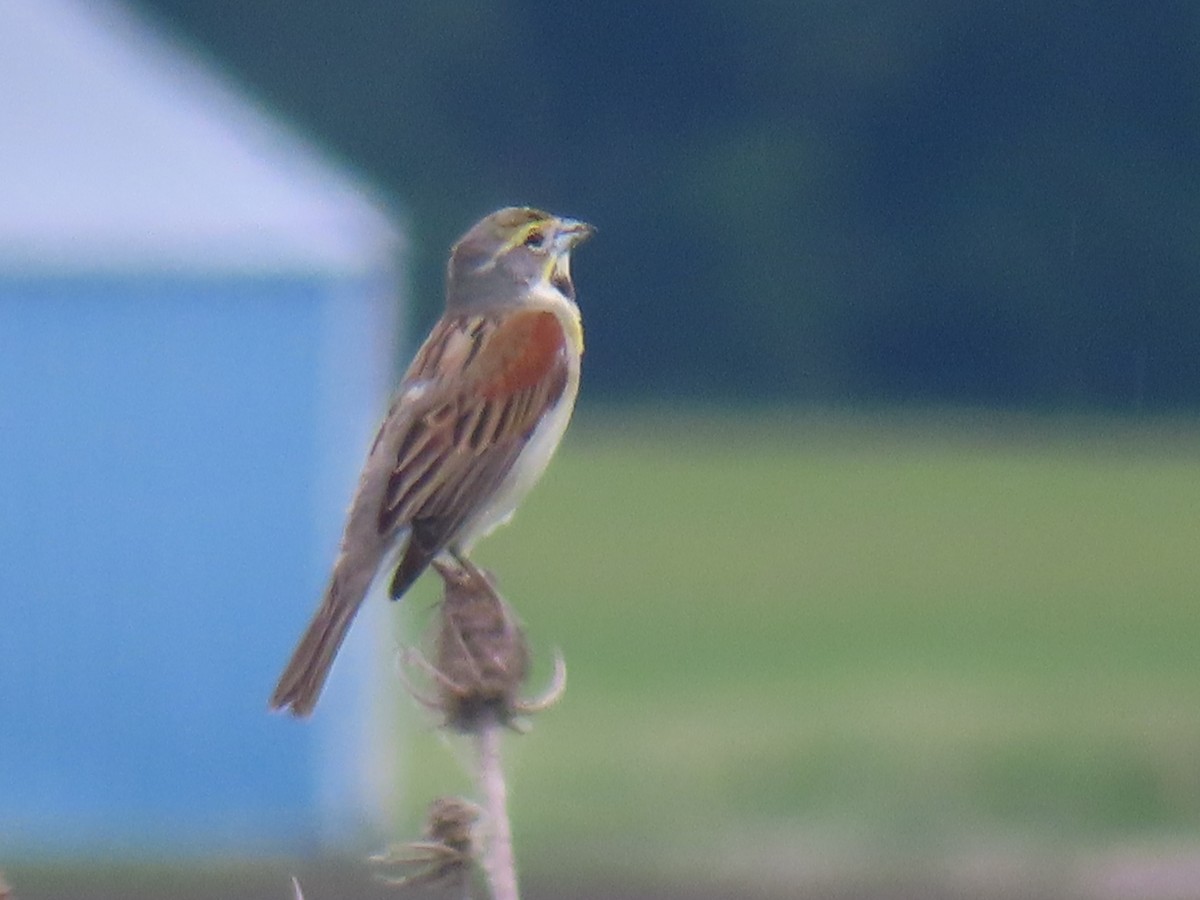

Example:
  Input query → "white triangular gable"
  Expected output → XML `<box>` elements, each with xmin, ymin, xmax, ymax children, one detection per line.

<box><xmin>0</xmin><ymin>0</ymin><xmax>402</xmax><ymax>274</ymax></box>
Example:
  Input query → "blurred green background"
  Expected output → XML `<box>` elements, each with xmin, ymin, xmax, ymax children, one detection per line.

<box><xmin>132</xmin><ymin>0</ymin><xmax>1200</xmax><ymax>409</ymax></box>
<box><xmin>54</xmin><ymin>1</ymin><xmax>1196</xmax><ymax>894</ymax></box>
<box><xmin>389</xmin><ymin>411</ymin><xmax>1200</xmax><ymax>891</ymax></box>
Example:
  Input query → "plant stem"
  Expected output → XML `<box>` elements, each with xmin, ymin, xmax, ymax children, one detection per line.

<box><xmin>476</xmin><ymin>714</ymin><xmax>519</xmax><ymax>900</ymax></box>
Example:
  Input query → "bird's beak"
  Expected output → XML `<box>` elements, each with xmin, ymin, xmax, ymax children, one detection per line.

<box><xmin>556</xmin><ymin>218</ymin><xmax>595</xmax><ymax>248</ymax></box>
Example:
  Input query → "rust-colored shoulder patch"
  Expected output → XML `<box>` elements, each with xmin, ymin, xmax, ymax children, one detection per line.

<box><xmin>478</xmin><ymin>310</ymin><xmax>567</xmax><ymax>400</ymax></box>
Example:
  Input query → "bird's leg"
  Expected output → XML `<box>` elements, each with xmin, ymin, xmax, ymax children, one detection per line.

<box><xmin>450</xmin><ymin>551</ymin><xmax>495</xmax><ymax>589</ymax></box>
<box><xmin>447</xmin><ymin>548</ymin><xmax>474</xmax><ymax>576</ymax></box>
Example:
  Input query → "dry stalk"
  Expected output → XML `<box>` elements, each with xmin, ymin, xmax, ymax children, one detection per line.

<box><xmin>384</xmin><ymin>558</ymin><xmax>564</xmax><ymax>900</ymax></box>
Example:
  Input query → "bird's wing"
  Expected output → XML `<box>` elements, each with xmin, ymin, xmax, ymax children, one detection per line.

<box><xmin>372</xmin><ymin>308</ymin><xmax>572</xmax><ymax>594</ymax></box>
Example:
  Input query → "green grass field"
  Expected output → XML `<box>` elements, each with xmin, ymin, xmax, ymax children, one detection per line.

<box><xmin>392</xmin><ymin>409</ymin><xmax>1200</xmax><ymax>886</ymax></box>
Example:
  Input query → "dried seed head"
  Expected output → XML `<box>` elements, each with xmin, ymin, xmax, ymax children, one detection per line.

<box><xmin>433</xmin><ymin>560</ymin><xmax>531</xmax><ymax>729</ymax></box>
<box><xmin>424</xmin><ymin>795</ymin><xmax>481</xmax><ymax>854</ymax></box>
<box><xmin>371</xmin><ymin>796</ymin><xmax>481</xmax><ymax>891</ymax></box>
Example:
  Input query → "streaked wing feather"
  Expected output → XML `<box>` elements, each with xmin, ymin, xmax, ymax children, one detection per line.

<box><xmin>376</xmin><ymin>310</ymin><xmax>570</xmax><ymax>560</ymax></box>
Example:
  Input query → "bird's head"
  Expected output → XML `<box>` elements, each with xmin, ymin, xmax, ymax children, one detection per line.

<box><xmin>446</xmin><ymin>207</ymin><xmax>594</xmax><ymax>312</ymax></box>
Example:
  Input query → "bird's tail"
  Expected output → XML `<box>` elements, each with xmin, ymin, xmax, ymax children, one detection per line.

<box><xmin>270</xmin><ymin>560</ymin><xmax>373</xmax><ymax>717</ymax></box>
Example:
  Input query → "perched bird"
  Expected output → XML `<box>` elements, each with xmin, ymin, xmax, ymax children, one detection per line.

<box><xmin>271</xmin><ymin>207</ymin><xmax>593</xmax><ymax>717</ymax></box>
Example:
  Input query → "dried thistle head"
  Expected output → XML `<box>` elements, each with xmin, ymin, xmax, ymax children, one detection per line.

<box><xmin>396</xmin><ymin>558</ymin><xmax>567</xmax><ymax>730</ymax></box>
<box><xmin>423</xmin><ymin>795</ymin><xmax>481</xmax><ymax>854</ymax></box>
<box><xmin>432</xmin><ymin>559</ymin><xmax>531</xmax><ymax>729</ymax></box>
<box><xmin>371</xmin><ymin>796</ymin><xmax>481</xmax><ymax>891</ymax></box>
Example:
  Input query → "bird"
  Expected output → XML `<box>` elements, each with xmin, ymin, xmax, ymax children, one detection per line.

<box><xmin>270</xmin><ymin>207</ymin><xmax>593</xmax><ymax>717</ymax></box>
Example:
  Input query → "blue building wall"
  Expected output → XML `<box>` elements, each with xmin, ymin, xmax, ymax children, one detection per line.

<box><xmin>0</xmin><ymin>274</ymin><xmax>397</xmax><ymax>852</ymax></box>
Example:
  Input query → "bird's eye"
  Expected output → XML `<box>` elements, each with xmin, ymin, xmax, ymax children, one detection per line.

<box><xmin>523</xmin><ymin>229</ymin><xmax>545</xmax><ymax>249</ymax></box>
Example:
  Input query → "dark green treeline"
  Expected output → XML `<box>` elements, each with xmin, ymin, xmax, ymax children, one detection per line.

<box><xmin>135</xmin><ymin>1</ymin><xmax>1200</xmax><ymax>410</ymax></box>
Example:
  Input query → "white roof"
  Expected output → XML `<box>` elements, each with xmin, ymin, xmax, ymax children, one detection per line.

<box><xmin>0</xmin><ymin>0</ymin><xmax>403</xmax><ymax>275</ymax></box>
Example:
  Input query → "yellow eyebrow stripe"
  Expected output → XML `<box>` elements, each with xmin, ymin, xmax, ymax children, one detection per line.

<box><xmin>493</xmin><ymin>220</ymin><xmax>547</xmax><ymax>261</ymax></box>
